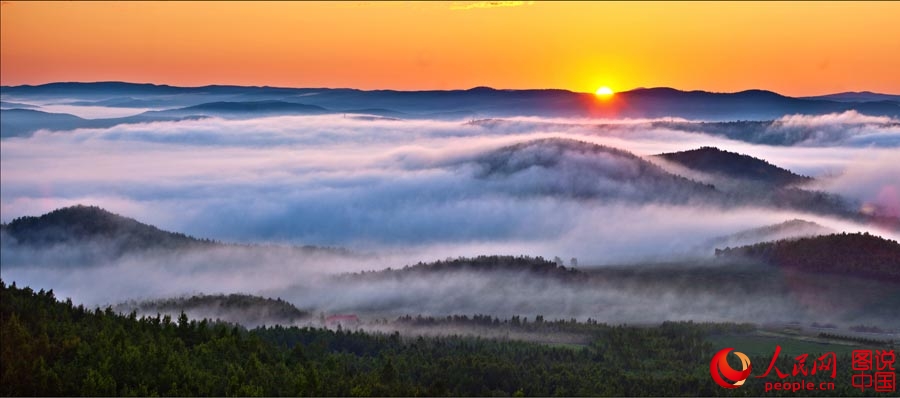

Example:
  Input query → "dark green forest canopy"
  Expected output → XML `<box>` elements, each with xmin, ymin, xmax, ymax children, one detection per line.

<box><xmin>0</xmin><ymin>279</ymin><xmax>882</xmax><ymax>397</ymax></box>
<box><xmin>117</xmin><ymin>294</ymin><xmax>311</xmax><ymax>325</ymax></box>
<box><xmin>716</xmin><ymin>232</ymin><xmax>900</xmax><ymax>282</ymax></box>
<box><xmin>656</xmin><ymin>146</ymin><xmax>812</xmax><ymax>186</ymax></box>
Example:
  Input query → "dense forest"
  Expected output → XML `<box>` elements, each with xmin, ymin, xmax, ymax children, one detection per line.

<box><xmin>716</xmin><ymin>232</ymin><xmax>900</xmax><ymax>282</ymax></box>
<box><xmin>1</xmin><ymin>279</ymin><xmax>881</xmax><ymax>396</ymax></box>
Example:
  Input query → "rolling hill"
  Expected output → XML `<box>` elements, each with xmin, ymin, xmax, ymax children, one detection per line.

<box><xmin>715</xmin><ymin>232</ymin><xmax>900</xmax><ymax>282</ymax></box>
<box><xmin>1</xmin><ymin>205</ymin><xmax>215</xmax><ymax>251</ymax></box>
<box><xmin>704</xmin><ymin>219</ymin><xmax>834</xmax><ymax>250</ymax></box>
<box><xmin>0</xmin><ymin>205</ymin><xmax>353</xmax><ymax>261</ymax></box>
<box><xmin>656</xmin><ymin>146</ymin><xmax>812</xmax><ymax>186</ymax></box>
<box><xmin>471</xmin><ymin>138</ymin><xmax>719</xmax><ymax>203</ymax></box>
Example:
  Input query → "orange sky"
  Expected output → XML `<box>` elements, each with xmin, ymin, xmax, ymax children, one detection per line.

<box><xmin>2</xmin><ymin>1</ymin><xmax>899</xmax><ymax>95</ymax></box>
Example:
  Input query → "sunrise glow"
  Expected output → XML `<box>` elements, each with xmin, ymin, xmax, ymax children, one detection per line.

<box><xmin>596</xmin><ymin>86</ymin><xmax>614</xmax><ymax>97</ymax></box>
<box><xmin>2</xmin><ymin>2</ymin><xmax>899</xmax><ymax>95</ymax></box>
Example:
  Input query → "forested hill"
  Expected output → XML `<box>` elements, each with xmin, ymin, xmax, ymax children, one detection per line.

<box><xmin>656</xmin><ymin>146</ymin><xmax>812</xmax><ymax>186</ymax></box>
<box><xmin>1</xmin><ymin>205</ymin><xmax>215</xmax><ymax>251</ymax></box>
<box><xmin>116</xmin><ymin>294</ymin><xmax>310</xmax><ymax>328</ymax></box>
<box><xmin>0</xmin><ymin>279</ymin><xmax>869</xmax><ymax>396</ymax></box>
<box><xmin>343</xmin><ymin>255</ymin><xmax>583</xmax><ymax>280</ymax></box>
<box><xmin>1</xmin><ymin>205</ymin><xmax>354</xmax><ymax>257</ymax></box>
<box><xmin>705</xmin><ymin>219</ymin><xmax>834</xmax><ymax>249</ymax></box>
<box><xmin>472</xmin><ymin>138</ymin><xmax>719</xmax><ymax>204</ymax></box>
<box><xmin>715</xmin><ymin>232</ymin><xmax>900</xmax><ymax>282</ymax></box>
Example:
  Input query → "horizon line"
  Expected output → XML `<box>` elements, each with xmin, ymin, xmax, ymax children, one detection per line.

<box><xmin>3</xmin><ymin>80</ymin><xmax>898</xmax><ymax>98</ymax></box>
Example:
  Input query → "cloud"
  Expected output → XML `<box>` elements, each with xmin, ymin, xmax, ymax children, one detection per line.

<box><xmin>3</xmin><ymin>114</ymin><xmax>897</xmax><ymax>252</ymax></box>
<box><xmin>449</xmin><ymin>1</ymin><xmax>533</xmax><ymax>11</ymax></box>
<box><xmin>763</xmin><ymin>110</ymin><xmax>900</xmax><ymax>147</ymax></box>
<box><xmin>812</xmin><ymin>152</ymin><xmax>900</xmax><ymax>218</ymax></box>
<box><xmin>4</xmin><ymin>239</ymin><xmax>895</xmax><ymax>328</ymax></box>
<box><xmin>2</xmin><ymin>111</ymin><xmax>899</xmax><ymax>329</ymax></box>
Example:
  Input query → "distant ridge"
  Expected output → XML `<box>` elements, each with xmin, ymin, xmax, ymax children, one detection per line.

<box><xmin>4</xmin><ymin>81</ymin><xmax>899</xmax><ymax>120</ymax></box>
<box><xmin>4</xmin><ymin>81</ymin><xmax>897</xmax><ymax>102</ymax></box>
<box><xmin>145</xmin><ymin>100</ymin><xmax>329</xmax><ymax>117</ymax></box>
<box><xmin>0</xmin><ymin>108</ymin><xmax>201</xmax><ymax>138</ymax></box>
<box><xmin>802</xmin><ymin>91</ymin><xmax>900</xmax><ymax>103</ymax></box>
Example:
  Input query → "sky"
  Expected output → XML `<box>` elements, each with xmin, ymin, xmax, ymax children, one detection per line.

<box><xmin>1</xmin><ymin>1</ymin><xmax>900</xmax><ymax>95</ymax></box>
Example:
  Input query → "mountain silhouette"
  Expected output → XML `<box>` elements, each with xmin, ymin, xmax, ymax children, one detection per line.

<box><xmin>145</xmin><ymin>100</ymin><xmax>329</xmax><ymax>117</ymax></box>
<box><xmin>802</xmin><ymin>91</ymin><xmax>900</xmax><ymax>103</ymax></box>
<box><xmin>4</xmin><ymin>82</ymin><xmax>899</xmax><ymax>121</ymax></box>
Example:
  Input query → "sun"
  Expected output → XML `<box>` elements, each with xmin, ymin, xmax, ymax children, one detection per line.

<box><xmin>595</xmin><ymin>86</ymin><xmax>614</xmax><ymax>97</ymax></box>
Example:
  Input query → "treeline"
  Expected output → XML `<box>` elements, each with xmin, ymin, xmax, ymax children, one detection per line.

<box><xmin>116</xmin><ymin>294</ymin><xmax>311</xmax><ymax>326</ymax></box>
<box><xmin>343</xmin><ymin>255</ymin><xmax>584</xmax><ymax>280</ymax></box>
<box><xmin>391</xmin><ymin>314</ymin><xmax>755</xmax><ymax>337</ymax></box>
<box><xmin>0</xmin><ymin>280</ymin><xmax>874</xmax><ymax>396</ymax></box>
<box><xmin>716</xmin><ymin>232</ymin><xmax>900</xmax><ymax>282</ymax></box>
<box><xmin>818</xmin><ymin>332</ymin><xmax>895</xmax><ymax>348</ymax></box>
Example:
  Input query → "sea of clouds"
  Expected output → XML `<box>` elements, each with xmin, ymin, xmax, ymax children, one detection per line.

<box><xmin>1</xmin><ymin>110</ymin><xmax>898</xmax><ymax>322</ymax></box>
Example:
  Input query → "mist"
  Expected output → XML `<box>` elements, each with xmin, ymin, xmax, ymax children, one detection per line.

<box><xmin>2</xmin><ymin>109</ymin><xmax>898</xmax><ymax>331</ymax></box>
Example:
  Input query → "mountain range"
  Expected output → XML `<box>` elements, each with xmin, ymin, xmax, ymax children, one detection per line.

<box><xmin>2</xmin><ymin>82</ymin><xmax>899</xmax><ymax>139</ymax></box>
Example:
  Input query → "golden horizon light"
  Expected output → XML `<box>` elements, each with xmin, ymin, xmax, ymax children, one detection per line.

<box><xmin>1</xmin><ymin>2</ymin><xmax>899</xmax><ymax>95</ymax></box>
<box><xmin>596</xmin><ymin>86</ymin><xmax>614</xmax><ymax>97</ymax></box>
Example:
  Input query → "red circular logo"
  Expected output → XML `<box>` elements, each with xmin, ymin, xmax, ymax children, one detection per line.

<box><xmin>710</xmin><ymin>348</ymin><xmax>752</xmax><ymax>388</ymax></box>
